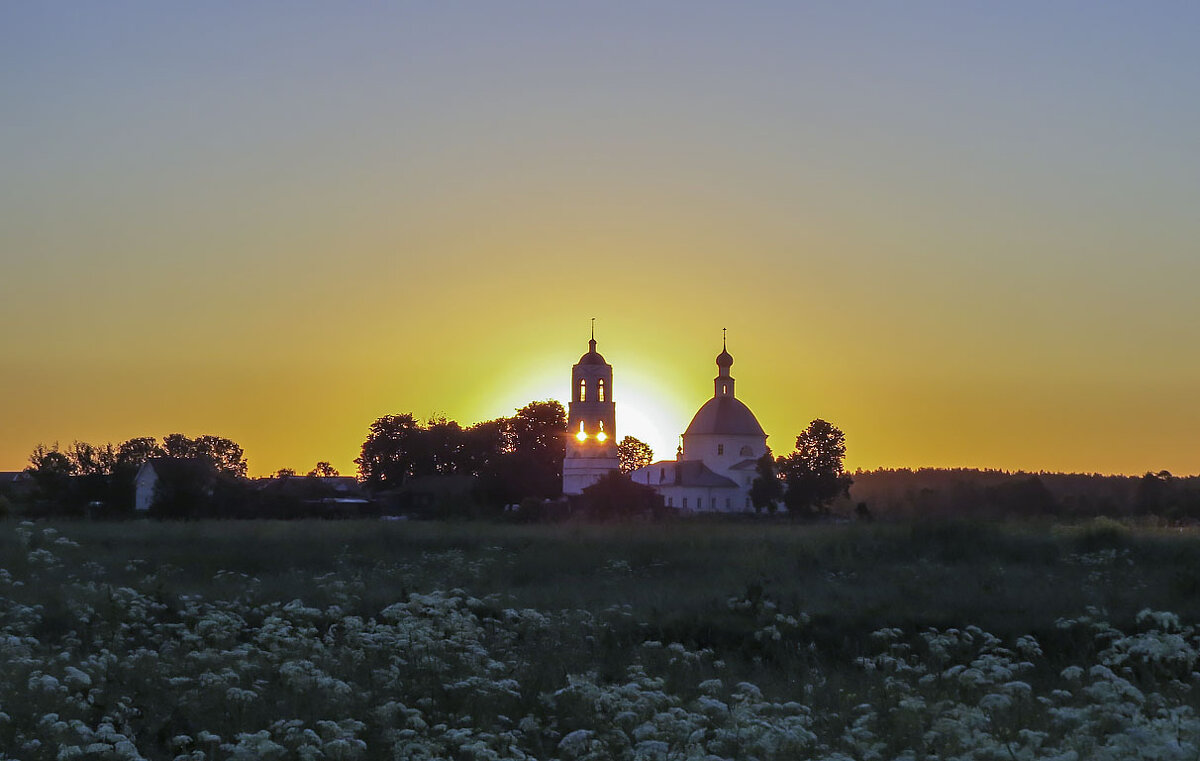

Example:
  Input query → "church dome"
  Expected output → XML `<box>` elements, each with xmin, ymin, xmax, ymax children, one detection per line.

<box><xmin>684</xmin><ymin>396</ymin><xmax>766</xmax><ymax>437</ymax></box>
<box><xmin>716</xmin><ymin>348</ymin><xmax>733</xmax><ymax>368</ymax></box>
<box><xmin>578</xmin><ymin>338</ymin><xmax>607</xmax><ymax>365</ymax></box>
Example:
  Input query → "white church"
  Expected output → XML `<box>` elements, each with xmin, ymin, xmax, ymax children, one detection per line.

<box><xmin>561</xmin><ymin>331</ymin><xmax>769</xmax><ymax>512</ymax></box>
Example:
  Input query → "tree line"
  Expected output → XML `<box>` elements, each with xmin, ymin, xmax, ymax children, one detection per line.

<box><xmin>354</xmin><ymin>401</ymin><xmax>655</xmax><ymax>517</ymax></box>
<box><xmin>846</xmin><ymin>467</ymin><xmax>1200</xmax><ymax>522</ymax></box>
<box><xmin>4</xmin><ymin>408</ymin><xmax>858</xmax><ymax>521</ymax></box>
<box><xmin>7</xmin><ymin>434</ymin><xmax>342</xmax><ymax>519</ymax></box>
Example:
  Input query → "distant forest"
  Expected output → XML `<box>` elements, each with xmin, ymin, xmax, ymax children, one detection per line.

<box><xmin>845</xmin><ymin>468</ymin><xmax>1200</xmax><ymax>521</ymax></box>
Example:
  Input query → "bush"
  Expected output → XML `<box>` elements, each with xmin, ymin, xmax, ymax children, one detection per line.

<box><xmin>1076</xmin><ymin>516</ymin><xmax>1130</xmax><ymax>552</ymax></box>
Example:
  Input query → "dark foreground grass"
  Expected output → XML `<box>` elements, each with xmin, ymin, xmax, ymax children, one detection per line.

<box><xmin>7</xmin><ymin>517</ymin><xmax>1200</xmax><ymax>758</ymax></box>
<box><xmin>8</xmin><ymin>516</ymin><xmax>1200</xmax><ymax>655</ymax></box>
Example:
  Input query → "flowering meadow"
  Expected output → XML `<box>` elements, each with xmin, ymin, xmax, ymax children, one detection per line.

<box><xmin>5</xmin><ymin>519</ymin><xmax>1200</xmax><ymax>759</ymax></box>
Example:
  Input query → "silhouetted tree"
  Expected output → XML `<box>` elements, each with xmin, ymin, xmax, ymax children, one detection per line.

<box><xmin>580</xmin><ymin>470</ymin><xmax>663</xmax><ymax>521</ymax></box>
<box><xmin>618</xmin><ymin>436</ymin><xmax>654</xmax><ymax>474</ymax></box>
<box><xmin>359</xmin><ymin>402</ymin><xmax>566</xmax><ymax>508</ymax></box>
<box><xmin>161</xmin><ymin>434</ymin><xmax>248</xmax><ymax>477</ymax></box>
<box><xmin>984</xmin><ymin>475</ymin><xmax>1058</xmax><ymax>518</ymax></box>
<box><xmin>749</xmin><ymin>451</ymin><xmax>782</xmax><ymax>514</ymax></box>
<box><xmin>67</xmin><ymin>440</ymin><xmax>115</xmax><ymax>476</ymax></box>
<box><xmin>307</xmin><ymin>461</ymin><xmax>339</xmax><ymax>478</ymax></box>
<box><xmin>498</xmin><ymin>400</ymin><xmax>567</xmax><ymax>499</ymax></box>
<box><xmin>1135</xmin><ymin>470</ymin><xmax>1174</xmax><ymax>516</ymax></box>
<box><xmin>357</xmin><ymin>414</ymin><xmax>426</xmax><ymax>488</ymax></box>
<box><xmin>26</xmin><ymin>444</ymin><xmax>78</xmax><ymax>513</ymax></box>
<box><xmin>777</xmin><ymin>419</ymin><xmax>852</xmax><ymax>517</ymax></box>
<box><xmin>116</xmin><ymin>437</ymin><xmax>165</xmax><ymax>467</ymax></box>
<box><xmin>274</xmin><ymin>468</ymin><xmax>296</xmax><ymax>479</ymax></box>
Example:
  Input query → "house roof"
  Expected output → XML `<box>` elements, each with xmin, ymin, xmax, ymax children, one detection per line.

<box><xmin>674</xmin><ymin>460</ymin><xmax>739</xmax><ymax>488</ymax></box>
<box><xmin>0</xmin><ymin>472</ymin><xmax>31</xmax><ymax>484</ymax></box>
<box><xmin>256</xmin><ymin>475</ymin><xmax>364</xmax><ymax>497</ymax></box>
<box><xmin>729</xmin><ymin>458</ymin><xmax>760</xmax><ymax>471</ymax></box>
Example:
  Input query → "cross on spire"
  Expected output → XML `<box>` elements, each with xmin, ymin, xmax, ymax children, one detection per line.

<box><xmin>591</xmin><ymin>317</ymin><xmax>595</xmax><ymax>340</ymax></box>
<box><xmin>722</xmin><ymin>327</ymin><xmax>727</xmax><ymax>351</ymax></box>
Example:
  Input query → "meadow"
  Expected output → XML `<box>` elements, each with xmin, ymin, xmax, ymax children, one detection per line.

<box><xmin>4</xmin><ymin>517</ymin><xmax>1200</xmax><ymax>759</ymax></box>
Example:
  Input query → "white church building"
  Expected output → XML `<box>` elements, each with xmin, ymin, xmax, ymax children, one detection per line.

<box><xmin>560</xmin><ymin>330</ymin><xmax>769</xmax><ymax>512</ymax></box>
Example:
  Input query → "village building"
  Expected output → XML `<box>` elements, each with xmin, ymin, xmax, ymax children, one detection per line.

<box><xmin>630</xmin><ymin>339</ymin><xmax>769</xmax><ymax>512</ymax></box>
<box><xmin>133</xmin><ymin>458</ymin><xmax>217</xmax><ymax>512</ymax></box>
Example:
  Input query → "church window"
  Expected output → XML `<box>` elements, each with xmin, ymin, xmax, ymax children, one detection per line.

<box><xmin>579</xmin><ymin>379</ymin><xmax>586</xmax><ymax>402</ymax></box>
<box><xmin>725</xmin><ymin>498</ymin><xmax>730</xmax><ymax>509</ymax></box>
<box><xmin>717</xmin><ymin>444</ymin><xmax>724</xmax><ymax>456</ymax></box>
<box><xmin>596</xmin><ymin>420</ymin><xmax>607</xmax><ymax>442</ymax></box>
<box><xmin>598</xmin><ymin>379</ymin><xmax>605</xmax><ymax>402</ymax></box>
<box><xmin>711</xmin><ymin>498</ymin><xmax>717</xmax><ymax>509</ymax></box>
<box><xmin>682</xmin><ymin>497</ymin><xmax>688</xmax><ymax>509</ymax></box>
<box><xmin>576</xmin><ymin>421</ymin><xmax>587</xmax><ymax>442</ymax></box>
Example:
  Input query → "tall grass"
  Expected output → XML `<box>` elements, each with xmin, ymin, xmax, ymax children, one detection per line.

<box><xmin>7</xmin><ymin>517</ymin><xmax>1200</xmax><ymax>759</ymax></box>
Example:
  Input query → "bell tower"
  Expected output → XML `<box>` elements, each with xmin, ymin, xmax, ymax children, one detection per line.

<box><xmin>562</xmin><ymin>320</ymin><xmax>619</xmax><ymax>495</ymax></box>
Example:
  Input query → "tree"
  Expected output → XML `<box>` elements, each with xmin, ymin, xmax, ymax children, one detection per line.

<box><xmin>67</xmin><ymin>440</ymin><xmax>115</xmax><ymax>475</ymax></box>
<box><xmin>161</xmin><ymin>433</ymin><xmax>248</xmax><ymax>477</ymax></box>
<box><xmin>274</xmin><ymin>468</ymin><xmax>296</xmax><ymax>479</ymax></box>
<box><xmin>580</xmin><ymin>470</ymin><xmax>663</xmax><ymax>521</ymax></box>
<box><xmin>357</xmin><ymin>414</ymin><xmax>425</xmax><ymax>488</ymax></box>
<box><xmin>502</xmin><ymin>401</ymin><xmax>567</xmax><ymax>499</ymax></box>
<box><xmin>984</xmin><ymin>475</ymin><xmax>1058</xmax><ymax>518</ymax></box>
<box><xmin>307</xmin><ymin>461</ymin><xmax>339</xmax><ymax>478</ymax></box>
<box><xmin>26</xmin><ymin>443</ymin><xmax>77</xmax><ymax>511</ymax></box>
<box><xmin>776</xmin><ymin>419</ymin><xmax>852</xmax><ymax>517</ymax></box>
<box><xmin>1135</xmin><ymin>470</ymin><xmax>1174</xmax><ymax>516</ymax></box>
<box><xmin>749</xmin><ymin>451</ymin><xmax>782</xmax><ymax>514</ymax></box>
<box><xmin>508</xmin><ymin>401</ymin><xmax>566</xmax><ymax>462</ymax></box>
<box><xmin>116</xmin><ymin>437</ymin><xmax>165</xmax><ymax>467</ymax></box>
<box><xmin>618</xmin><ymin>436</ymin><xmax>654</xmax><ymax>474</ymax></box>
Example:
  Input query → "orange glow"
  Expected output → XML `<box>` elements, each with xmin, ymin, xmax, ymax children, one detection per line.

<box><xmin>3</xmin><ymin>5</ymin><xmax>1199</xmax><ymax>478</ymax></box>
<box><xmin>596</xmin><ymin>431</ymin><xmax>607</xmax><ymax>442</ymax></box>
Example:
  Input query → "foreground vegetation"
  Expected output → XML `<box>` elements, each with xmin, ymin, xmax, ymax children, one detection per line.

<box><xmin>5</xmin><ymin>518</ymin><xmax>1200</xmax><ymax>759</ymax></box>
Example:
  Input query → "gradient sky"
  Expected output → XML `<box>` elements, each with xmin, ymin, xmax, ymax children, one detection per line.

<box><xmin>3</xmin><ymin>2</ymin><xmax>1199</xmax><ymax>477</ymax></box>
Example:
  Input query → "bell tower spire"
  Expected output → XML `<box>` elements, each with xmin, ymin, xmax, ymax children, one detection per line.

<box><xmin>563</xmin><ymin>321</ymin><xmax>619</xmax><ymax>495</ymax></box>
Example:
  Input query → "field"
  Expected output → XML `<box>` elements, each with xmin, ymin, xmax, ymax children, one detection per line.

<box><xmin>4</xmin><ymin>518</ymin><xmax>1200</xmax><ymax>759</ymax></box>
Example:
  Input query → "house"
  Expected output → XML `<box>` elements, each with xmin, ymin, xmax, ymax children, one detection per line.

<box><xmin>0</xmin><ymin>471</ymin><xmax>33</xmax><ymax>500</ymax></box>
<box><xmin>133</xmin><ymin>458</ymin><xmax>218</xmax><ymax>513</ymax></box>
<box><xmin>254</xmin><ymin>474</ymin><xmax>371</xmax><ymax>517</ymax></box>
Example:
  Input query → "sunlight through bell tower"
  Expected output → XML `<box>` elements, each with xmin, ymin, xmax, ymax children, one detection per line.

<box><xmin>562</xmin><ymin>319</ymin><xmax>619</xmax><ymax>494</ymax></box>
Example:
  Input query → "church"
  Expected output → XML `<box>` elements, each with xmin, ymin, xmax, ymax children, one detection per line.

<box><xmin>561</xmin><ymin>330</ymin><xmax>769</xmax><ymax>512</ymax></box>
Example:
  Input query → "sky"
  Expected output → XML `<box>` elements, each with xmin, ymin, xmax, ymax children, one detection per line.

<box><xmin>3</xmin><ymin>2</ymin><xmax>1199</xmax><ymax>477</ymax></box>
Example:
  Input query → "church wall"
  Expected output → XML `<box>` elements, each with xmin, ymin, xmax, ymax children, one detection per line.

<box><xmin>682</xmin><ymin>433</ymin><xmax>768</xmax><ymax>472</ymax></box>
<box><xmin>658</xmin><ymin>486</ymin><xmax>752</xmax><ymax>513</ymax></box>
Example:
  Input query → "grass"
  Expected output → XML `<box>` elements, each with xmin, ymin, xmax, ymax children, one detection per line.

<box><xmin>7</xmin><ymin>516</ymin><xmax>1200</xmax><ymax>759</ymax></box>
<box><xmin>10</xmin><ymin>517</ymin><xmax>1200</xmax><ymax>652</ymax></box>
